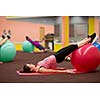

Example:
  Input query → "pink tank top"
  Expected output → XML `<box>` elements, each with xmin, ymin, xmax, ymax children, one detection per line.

<box><xmin>37</xmin><ymin>55</ymin><xmax>57</xmax><ymax>69</ymax></box>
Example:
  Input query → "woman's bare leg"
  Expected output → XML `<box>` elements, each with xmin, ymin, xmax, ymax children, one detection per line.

<box><xmin>0</xmin><ymin>38</ymin><xmax>9</xmax><ymax>46</ymax></box>
<box><xmin>77</xmin><ymin>38</ymin><xmax>91</xmax><ymax>48</ymax></box>
<box><xmin>0</xmin><ymin>37</ymin><xmax>3</xmax><ymax>42</ymax></box>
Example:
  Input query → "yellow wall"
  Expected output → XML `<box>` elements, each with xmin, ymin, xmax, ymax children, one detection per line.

<box><xmin>88</xmin><ymin>17</ymin><xmax>95</xmax><ymax>35</ymax></box>
<box><xmin>15</xmin><ymin>44</ymin><xmax>22</xmax><ymax>51</ymax></box>
<box><xmin>15</xmin><ymin>43</ymin><xmax>62</xmax><ymax>52</ymax></box>
<box><xmin>54</xmin><ymin>44</ymin><xmax>62</xmax><ymax>52</ymax></box>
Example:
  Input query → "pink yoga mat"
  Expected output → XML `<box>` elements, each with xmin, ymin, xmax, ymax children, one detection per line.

<box><xmin>16</xmin><ymin>67</ymin><xmax>67</xmax><ymax>76</ymax></box>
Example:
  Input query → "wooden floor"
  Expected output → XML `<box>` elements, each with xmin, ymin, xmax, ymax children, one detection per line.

<box><xmin>0</xmin><ymin>51</ymin><xmax>100</xmax><ymax>83</ymax></box>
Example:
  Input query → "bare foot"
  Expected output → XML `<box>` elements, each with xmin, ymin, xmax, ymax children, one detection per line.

<box><xmin>66</xmin><ymin>69</ymin><xmax>83</xmax><ymax>74</ymax></box>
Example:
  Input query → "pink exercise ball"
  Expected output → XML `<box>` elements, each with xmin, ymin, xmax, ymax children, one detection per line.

<box><xmin>71</xmin><ymin>44</ymin><xmax>100</xmax><ymax>73</ymax></box>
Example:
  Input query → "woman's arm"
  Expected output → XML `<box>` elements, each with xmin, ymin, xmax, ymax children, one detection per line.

<box><xmin>38</xmin><ymin>67</ymin><xmax>67</xmax><ymax>73</ymax></box>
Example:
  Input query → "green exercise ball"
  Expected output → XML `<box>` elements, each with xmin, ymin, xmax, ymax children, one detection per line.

<box><xmin>0</xmin><ymin>41</ymin><xmax>16</xmax><ymax>62</ymax></box>
<box><xmin>22</xmin><ymin>41</ymin><xmax>34</xmax><ymax>52</ymax></box>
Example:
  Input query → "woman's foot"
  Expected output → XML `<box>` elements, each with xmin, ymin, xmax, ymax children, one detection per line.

<box><xmin>66</xmin><ymin>69</ymin><xmax>83</xmax><ymax>74</ymax></box>
<box><xmin>8</xmin><ymin>30</ymin><xmax>11</xmax><ymax>35</ymax></box>
<box><xmin>5</xmin><ymin>30</ymin><xmax>11</xmax><ymax>39</ymax></box>
<box><xmin>2</xmin><ymin>35</ymin><xmax>5</xmax><ymax>39</ymax></box>
<box><xmin>26</xmin><ymin>36</ymin><xmax>29</xmax><ymax>40</ymax></box>
<box><xmin>7</xmin><ymin>35</ymin><xmax>11</xmax><ymax>39</ymax></box>
<box><xmin>88</xmin><ymin>33</ymin><xmax>97</xmax><ymax>43</ymax></box>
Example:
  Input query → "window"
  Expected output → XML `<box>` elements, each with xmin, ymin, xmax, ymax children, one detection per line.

<box><xmin>54</xmin><ymin>24</ymin><xmax>62</xmax><ymax>43</ymax></box>
<box><xmin>69</xmin><ymin>23</ymin><xmax>88</xmax><ymax>42</ymax></box>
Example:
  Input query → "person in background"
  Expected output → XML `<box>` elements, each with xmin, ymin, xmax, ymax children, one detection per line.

<box><xmin>26</xmin><ymin>36</ymin><xmax>48</xmax><ymax>52</ymax></box>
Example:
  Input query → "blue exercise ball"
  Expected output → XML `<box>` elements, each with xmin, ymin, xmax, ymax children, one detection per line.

<box><xmin>22</xmin><ymin>41</ymin><xmax>34</xmax><ymax>52</ymax></box>
<box><xmin>0</xmin><ymin>40</ymin><xmax>16</xmax><ymax>62</ymax></box>
<box><xmin>93</xmin><ymin>42</ymin><xmax>100</xmax><ymax>51</ymax></box>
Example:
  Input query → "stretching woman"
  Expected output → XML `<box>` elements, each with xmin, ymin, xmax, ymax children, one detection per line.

<box><xmin>65</xmin><ymin>33</ymin><xmax>98</xmax><ymax>61</ymax></box>
<box><xmin>26</xmin><ymin>36</ymin><xmax>47</xmax><ymax>52</ymax></box>
<box><xmin>21</xmin><ymin>33</ymin><xmax>97</xmax><ymax>73</ymax></box>
<box><xmin>0</xmin><ymin>30</ymin><xmax>11</xmax><ymax>64</ymax></box>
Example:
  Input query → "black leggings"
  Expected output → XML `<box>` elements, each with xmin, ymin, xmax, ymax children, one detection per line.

<box><xmin>54</xmin><ymin>44</ymin><xmax>78</xmax><ymax>63</ymax></box>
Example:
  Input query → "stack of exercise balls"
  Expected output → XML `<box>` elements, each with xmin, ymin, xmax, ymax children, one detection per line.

<box><xmin>22</xmin><ymin>41</ymin><xmax>34</xmax><ymax>52</ymax></box>
<box><xmin>0</xmin><ymin>40</ymin><xmax>16</xmax><ymax>62</ymax></box>
<box><xmin>71</xmin><ymin>44</ymin><xmax>100</xmax><ymax>73</ymax></box>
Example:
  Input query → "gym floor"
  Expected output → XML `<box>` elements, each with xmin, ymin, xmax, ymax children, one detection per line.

<box><xmin>0</xmin><ymin>51</ymin><xmax>100</xmax><ymax>83</ymax></box>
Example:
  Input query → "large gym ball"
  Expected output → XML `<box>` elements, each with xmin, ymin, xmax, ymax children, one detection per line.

<box><xmin>22</xmin><ymin>41</ymin><xmax>34</xmax><ymax>52</ymax></box>
<box><xmin>71</xmin><ymin>44</ymin><xmax>100</xmax><ymax>73</ymax></box>
<box><xmin>0</xmin><ymin>41</ymin><xmax>16</xmax><ymax>62</ymax></box>
<box><xmin>93</xmin><ymin>42</ymin><xmax>100</xmax><ymax>51</ymax></box>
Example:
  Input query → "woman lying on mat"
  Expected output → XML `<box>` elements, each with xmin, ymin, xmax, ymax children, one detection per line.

<box><xmin>0</xmin><ymin>30</ymin><xmax>12</xmax><ymax>64</ymax></box>
<box><xmin>26</xmin><ymin>36</ymin><xmax>48</xmax><ymax>52</ymax></box>
<box><xmin>21</xmin><ymin>33</ymin><xmax>97</xmax><ymax>73</ymax></box>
